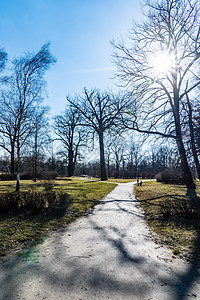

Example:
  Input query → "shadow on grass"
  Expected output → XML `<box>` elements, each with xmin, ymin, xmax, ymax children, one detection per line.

<box><xmin>139</xmin><ymin>193</ymin><xmax>186</xmax><ymax>207</ymax></box>
<box><xmin>0</xmin><ymin>184</ymin><xmax>16</xmax><ymax>192</ymax></box>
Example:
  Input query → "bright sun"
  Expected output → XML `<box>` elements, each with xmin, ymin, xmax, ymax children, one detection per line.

<box><xmin>151</xmin><ymin>51</ymin><xmax>174</xmax><ymax>77</ymax></box>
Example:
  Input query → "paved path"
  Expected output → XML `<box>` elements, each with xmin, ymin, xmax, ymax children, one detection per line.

<box><xmin>0</xmin><ymin>181</ymin><xmax>200</xmax><ymax>299</ymax></box>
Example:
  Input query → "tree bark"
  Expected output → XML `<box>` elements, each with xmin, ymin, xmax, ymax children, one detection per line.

<box><xmin>68</xmin><ymin>148</ymin><xmax>75</xmax><ymax>177</ymax></box>
<box><xmin>170</xmin><ymin>74</ymin><xmax>196</xmax><ymax>191</ymax></box>
<box><xmin>173</xmin><ymin>103</ymin><xmax>196</xmax><ymax>190</ymax></box>
<box><xmin>107</xmin><ymin>156</ymin><xmax>110</xmax><ymax>178</ymax></box>
<box><xmin>175</xmin><ymin>135</ymin><xmax>196</xmax><ymax>189</ymax></box>
<box><xmin>186</xmin><ymin>94</ymin><xmax>200</xmax><ymax>179</ymax></box>
<box><xmin>16</xmin><ymin>134</ymin><xmax>20</xmax><ymax>174</ymax></box>
<box><xmin>99</xmin><ymin>131</ymin><xmax>107</xmax><ymax>180</ymax></box>
<box><xmin>33</xmin><ymin>130</ymin><xmax>38</xmax><ymax>182</ymax></box>
<box><xmin>10</xmin><ymin>143</ymin><xmax>15</xmax><ymax>174</ymax></box>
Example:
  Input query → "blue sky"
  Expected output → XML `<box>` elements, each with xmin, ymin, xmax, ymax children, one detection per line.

<box><xmin>0</xmin><ymin>0</ymin><xmax>142</xmax><ymax>115</ymax></box>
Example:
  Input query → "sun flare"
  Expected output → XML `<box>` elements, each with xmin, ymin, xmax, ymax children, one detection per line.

<box><xmin>151</xmin><ymin>51</ymin><xmax>174</xmax><ymax>76</ymax></box>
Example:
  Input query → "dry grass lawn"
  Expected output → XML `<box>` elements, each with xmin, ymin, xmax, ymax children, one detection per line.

<box><xmin>135</xmin><ymin>181</ymin><xmax>200</xmax><ymax>263</ymax></box>
<box><xmin>0</xmin><ymin>178</ymin><xmax>116</xmax><ymax>257</ymax></box>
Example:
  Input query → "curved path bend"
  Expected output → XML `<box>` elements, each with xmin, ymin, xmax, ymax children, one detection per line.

<box><xmin>0</xmin><ymin>181</ymin><xmax>200</xmax><ymax>299</ymax></box>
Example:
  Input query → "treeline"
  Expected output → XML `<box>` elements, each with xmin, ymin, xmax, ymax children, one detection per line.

<box><xmin>0</xmin><ymin>43</ymin><xmax>56</xmax><ymax>180</ymax></box>
<box><xmin>1</xmin><ymin>0</ymin><xmax>200</xmax><ymax>196</ymax></box>
<box><xmin>0</xmin><ymin>43</ymin><xmax>199</xmax><ymax>186</ymax></box>
<box><xmin>0</xmin><ymin>139</ymin><xmax>187</xmax><ymax>181</ymax></box>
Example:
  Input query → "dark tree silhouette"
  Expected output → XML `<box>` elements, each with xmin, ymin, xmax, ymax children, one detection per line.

<box><xmin>185</xmin><ymin>93</ymin><xmax>200</xmax><ymax>179</ymax></box>
<box><xmin>30</xmin><ymin>106</ymin><xmax>50</xmax><ymax>181</ymax></box>
<box><xmin>0</xmin><ymin>43</ymin><xmax>56</xmax><ymax>173</ymax></box>
<box><xmin>68</xmin><ymin>89</ymin><xmax>126</xmax><ymax>180</ymax></box>
<box><xmin>54</xmin><ymin>103</ymin><xmax>86</xmax><ymax>177</ymax></box>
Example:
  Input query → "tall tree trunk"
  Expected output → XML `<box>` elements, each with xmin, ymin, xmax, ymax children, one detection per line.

<box><xmin>10</xmin><ymin>143</ymin><xmax>15</xmax><ymax>174</ymax></box>
<box><xmin>98</xmin><ymin>131</ymin><xmax>107</xmax><ymax>180</ymax></box>
<box><xmin>173</xmin><ymin>89</ymin><xmax>196</xmax><ymax>191</ymax></box>
<box><xmin>175</xmin><ymin>135</ymin><xmax>196</xmax><ymax>189</ymax></box>
<box><xmin>33</xmin><ymin>130</ymin><xmax>38</xmax><ymax>182</ymax></box>
<box><xmin>186</xmin><ymin>93</ymin><xmax>200</xmax><ymax>179</ymax></box>
<box><xmin>68</xmin><ymin>148</ymin><xmax>74</xmax><ymax>177</ymax></box>
<box><xmin>122</xmin><ymin>159</ymin><xmax>125</xmax><ymax>171</ymax></box>
<box><xmin>107</xmin><ymin>154</ymin><xmax>110</xmax><ymax>178</ymax></box>
<box><xmin>16</xmin><ymin>135</ymin><xmax>20</xmax><ymax>174</ymax></box>
<box><xmin>116</xmin><ymin>161</ymin><xmax>119</xmax><ymax>172</ymax></box>
<box><xmin>174</xmin><ymin>111</ymin><xmax>196</xmax><ymax>191</ymax></box>
<box><xmin>115</xmin><ymin>152</ymin><xmax>120</xmax><ymax>179</ymax></box>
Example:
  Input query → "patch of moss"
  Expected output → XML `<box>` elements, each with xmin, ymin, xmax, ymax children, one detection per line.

<box><xmin>173</xmin><ymin>248</ymin><xmax>181</xmax><ymax>255</ymax></box>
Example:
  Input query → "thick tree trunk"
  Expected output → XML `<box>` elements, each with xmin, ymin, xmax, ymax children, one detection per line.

<box><xmin>189</xmin><ymin>125</ymin><xmax>200</xmax><ymax>179</ymax></box>
<box><xmin>107</xmin><ymin>156</ymin><xmax>110</xmax><ymax>178</ymax></box>
<box><xmin>174</xmin><ymin>109</ymin><xmax>196</xmax><ymax>191</ymax></box>
<box><xmin>186</xmin><ymin>94</ymin><xmax>200</xmax><ymax>179</ymax></box>
<box><xmin>98</xmin><ymin>131</ymin><xmax>107</xmax><ymax>180</ymax></box>
<box><xmin>33</xmin><ymin>131</ymin><xmax>38</xmax><ymax>182</ymax></box>
<box><xmin>67</xmin><ymin>163</ymin><xmax>74</xmax><ymax>177</ymax></box>
<box><xmin>33</xmin><ymin>156</ymin><xmax>37</xmax><ymax>182</ymax></box>
<box><xmin>16</xmin><ymin>136</ymin><xmax>20</xmax><ymax>174</ymax></box>
<box><xmin>10</xmin><ymin>143</ymin><xmax>15</xmax><ymax>174</ymax></box>
<box><xmin>116</xmin><ymin>162</ymin><xmax>119</xmax><ymax>172</ymax></box>
<box><xmin>172</xmin><ymin>89</ymin><xmax>196</xmax><ymax>191</ymax></box>
<box><xmin>175</xmin><ymin>135</ymin><xmax>196</xmax><ymax>190</ymax></box>
<box><xmin>67</xmin><ymin>148</ymin><xmax>75</xmax><ymax>177</ymax></box>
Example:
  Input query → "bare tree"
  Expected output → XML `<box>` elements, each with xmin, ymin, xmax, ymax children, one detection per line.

<box><xmin>0</xmin><ymin>47</ymin><xmax>7</xmax><ymax>73</ymax></box>
<box><xmin>54</xmin><ymin>103</ymin><xmax>86</xmax><ymax>177</ymax></box>
<box><xmin>0</xmin><ymin>43</ymin><xmax>56</xmax><ymax>173</ymax></box>
<box><xmin>68</xmin><ymin>89</ymin><xmax>126</xmax><ymax>180</ymax></box>
<box><xmin>111</xmin><ymin>136</ymin><xmax>127</xmax><ymax>177</ymax></box>
<box><xmin>28</xmin><ymin>106</ymin><xmax>50</xmax><ymax>181</ymax></box>
<box><xmin>127</xmin><ymin>140</ymin><xmax>143</xmax><ymax>177</ymax></box>
<box><xmin>104</xmin><ymin>135</ymin><xmax>113</xmax><ymax>178</ymax></box>
<box><xmin>184</xmin><ymin>93</ymin><xmax>200</xmax><ymax>179</ymax></box>
<box><xmin>113</xmin><ymin>0</ymin><xmax>200</xmax><ymax>193</ymax></box>
<box><xmin>193</xmin><ymin>107</ymin><xmax>200</xmax><ymax>159</ymax></box>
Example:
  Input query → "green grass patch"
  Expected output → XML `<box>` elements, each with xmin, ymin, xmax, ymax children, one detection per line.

<box><xmin>107</xmin><ymin>178</ymin><xmax>138</xmax><ymax>183</ymax></box>
<box><xmin>0</xmin><ymin>178</ymin><xmax>116</xmax><ymax>257</ymax></box>
<box><xmin>134</xmin><ymin>181</ymin><xmax>200</xmax><ymax>263</ymax></box>
<box><xmin>0</xmin><ymin>180</ymin><xmax>44</xmax><ymax>193</ymax></box>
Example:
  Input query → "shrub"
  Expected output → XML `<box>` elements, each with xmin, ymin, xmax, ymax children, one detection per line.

<box><xmin>0</xmin><ymin>192</ymin><xmax>19</xmax><ymax>212</ymax></box>
<box><xmin>20</xmin><ymin>173</ymin><xmax>32</xmax><ymax>180</ymax></box>
<box><xmin>42</xmin><ymin>180</ymin><xmax>55</xmax><ymax>191</ymax></box>
<box><xmin>47</xmin><ymin>191</ymin><xmax>73</xmax><ymax>208</ymax></box>
<box><xmin>0</xmin><ymin>173</ymin><xmax>16</xmax><ymax>181</ymax></box>
<box><xmin>0</xmin><ymin>173</ymin><xmax>32</xmax><ymax>181</ymax></box>
<box><xmin>0</xmin><ymin>191</ymin><xmax>73</xmax><ymax>214</ymax></box>
<box><xmin>18</xmin><ymin>191</ymin><xmax>46</xmax><ymax>210</ymax></box>
<box><xmin>159</xmin><ymin>198</ymin><xmax>195</xmax><ymax>219</ymax></box>
<box><xmin>37</xmin><ymin>171</ymin><xmax>58</xmax><ymax>180</ymax></box>
<box><xmin>155</xmin><ymin>168</ymin><xmax>185</xmax><ymax>185</ymax></box>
